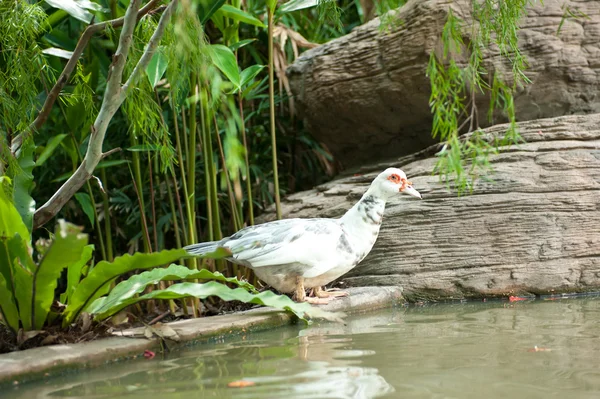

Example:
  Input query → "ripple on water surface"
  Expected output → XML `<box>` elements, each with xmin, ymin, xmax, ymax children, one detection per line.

<box><xmin>4</xmin><ymin>297</ymin><xmax>600</xmax><ymax>399</ymax></box>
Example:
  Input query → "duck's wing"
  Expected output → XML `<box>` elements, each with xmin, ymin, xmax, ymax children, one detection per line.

<box><xmin>223</xmin><ymin>218</ymin><xmax>345</xmax><ymax>270</ymax></box>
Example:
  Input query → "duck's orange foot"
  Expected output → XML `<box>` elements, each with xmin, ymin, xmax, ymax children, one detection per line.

<box><xmin>311</xmin><ymin>286</ymin><xmax>349</xmax><ymax>299</ymax></box>
<box><xmin>304</xmin><ymin>296</ymin><xmax>333</xmax><ymax>305</ymax></box>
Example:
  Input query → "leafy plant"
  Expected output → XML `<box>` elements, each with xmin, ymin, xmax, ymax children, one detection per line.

<box><xmin>86</xmin><ymin>264</ymin><xmax>339</xmax><ymax>322</ymax></box>
<box><xmin>427</xmin><ymin>1</ymin><xmax>534</xmax><ymax>193</ymax></box>
<box><xmin>0</xmin><ymin>186</ymin><xmax>339</xmax><ymax>336</ymax></box>
<box><xmin>0</xmin><ymin>184</ymin><xmax>192</xmax><ymax>334</ymax></box>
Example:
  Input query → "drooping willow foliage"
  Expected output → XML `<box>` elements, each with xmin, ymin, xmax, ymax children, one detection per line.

<box><xmin>428</xmin><ymin>0</ymin><xmax>535</xmax><ymax>193</ymax></box>
<box><xmin>0</xmin><ymin>0</ymin><xmax>540</xmax><ymax>258</ymax></box>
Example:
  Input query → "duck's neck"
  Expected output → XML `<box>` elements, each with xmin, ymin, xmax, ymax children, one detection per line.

<box><xmin>340</xmin><ymin>189</ymin><xmax>387</xmax><ymax>242</ymax></box>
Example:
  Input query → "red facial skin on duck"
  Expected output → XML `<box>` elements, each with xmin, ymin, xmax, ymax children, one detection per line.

<box><xmin>386</xmin><ymin>173</ymin><xmax>413</xmax><ymax>192</ymax></box>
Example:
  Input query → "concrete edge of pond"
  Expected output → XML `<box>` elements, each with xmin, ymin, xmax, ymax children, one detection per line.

<box><xmin>0</xmin><ymin>286</ymin><xmax>403</xmax><ymax>385</ymax></box>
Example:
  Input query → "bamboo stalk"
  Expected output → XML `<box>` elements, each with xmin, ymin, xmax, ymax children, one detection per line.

<box><xmin>238</xmin><ymin>94</ymin><xmax>254</xmax><ymax>225</ymax></box>
<box><xmin>199</xmin><ymin>90</ymin><xmax>214</xmax><ymax>243</ymax></box>
<box><xmin>170</xmin><ymin>97</ymin><xmax>189</xmax><ymax>242</ymax></box>
<box><xmin>267</xmin><ymin>6</ymin><xmax>282</xmax><ymax>220</ymax></box>
<box><xmin>213</xmin><ymin>116</ymin><xmax>242</xmax><ymax>232</ymax></box>
<box><xmin>85</xmin><ymin>181</ymin><xmax>106</xmax><ymax>260</ymax></box>
<box><xmin>100</xmin><ymin>168</ymin><xmax>114</xmax><ymax>262</ymax></box>
<box><xmin>148</xmin><ymin>156</ymin><xmax>159</xmax><ymax>252</ymax></box>
<box><xmin>129</xmin><ymin>135</ymin><xmax>152</xmax><ymax>252</ymax></box>
<box><xmin>129</xmin><ymin>164</ymin><xmax>152</xmax><ymax>253</ymax></box>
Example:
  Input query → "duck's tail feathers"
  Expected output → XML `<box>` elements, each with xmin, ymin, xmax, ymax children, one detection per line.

<box><xmin>184</xmin><ymin>242</ymin><xmax>221</xmax><ymax>256</ymax></box>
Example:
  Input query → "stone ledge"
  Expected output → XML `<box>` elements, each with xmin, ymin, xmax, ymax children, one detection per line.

<box><xmin>0</xmin><ymin>286</ymin><xmax>403</xmax><ymax>385</ymax></box>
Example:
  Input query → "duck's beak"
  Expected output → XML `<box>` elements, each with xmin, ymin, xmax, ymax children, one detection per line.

<box><xmin>400</xmin><ymin>182</ymin><xmax>422</xmax><ymax>199</ymax></box>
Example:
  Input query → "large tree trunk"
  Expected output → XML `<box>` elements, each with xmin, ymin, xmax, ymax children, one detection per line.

<box><xmin>287</xmin><ymin>0</ymin><xmax>600</xmax><ymax>168</ymax></box>
<box><xmin>259</xmin><ymin>114</ymin><xmax>600</xmax><ymax>301</ymax></box>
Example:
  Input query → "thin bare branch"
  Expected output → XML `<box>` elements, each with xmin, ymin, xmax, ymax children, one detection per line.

<box><xmin>10</xmin><ymin>0</ymin><xmax>163</xmax><ymax>154</ymax></box>
<box><xmin>101</xmin><ymin>147</ymin><xmax>122</xmax><ymax>159</ymax></box>
<box><xmin>33</xmin><ymin>0</ymin><xmax>177</xmax><ymax>229</ymax></box>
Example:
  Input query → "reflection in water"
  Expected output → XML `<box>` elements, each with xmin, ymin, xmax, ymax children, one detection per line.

<box><xmin>5</xmin><ymin>297</ymin><xmax>600</xmax><ymax>399</ymax></box>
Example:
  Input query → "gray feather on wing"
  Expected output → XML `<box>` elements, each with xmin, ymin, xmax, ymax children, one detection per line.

<box><xmin>222</xmin><ymin>218</ymin><xmax>342</xmax><ymax>268</ymax></box>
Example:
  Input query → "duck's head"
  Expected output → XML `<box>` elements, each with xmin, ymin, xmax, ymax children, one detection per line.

<box><xmin>370</xmin><ymin>167</ymin><xmax>422</xmax><ymax>200</ymax></box>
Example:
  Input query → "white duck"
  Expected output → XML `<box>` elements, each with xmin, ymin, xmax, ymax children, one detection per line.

<box><xmin>184</xmin><ymin>168</ymin><xmax>422</xmax><ymax>304</ymax></box>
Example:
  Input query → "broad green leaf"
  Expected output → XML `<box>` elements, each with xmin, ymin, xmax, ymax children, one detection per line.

<box><xmin>75</xmin><ymin>0</ymin><xmax>102</xmax><ymax>12</ymax></box>
<box><xmin>10</xmin><ymin>235</ymin><xmax>35</xmax><ymax>330</ymax></box>
<box><xmin>0</xmin><ymin>271</ymin><xmax>19</xmax><ymax>334</ymax></box>
<box><xmin>216</xmin><ymin>5</ymin><xmax>265</xmax><ymax>27</ymax></box>
<box><xmin>145</xmin><ymin>46</ymin><xmax>169</xmax><ymax>88</ymax></box>
<box><xmin>0</xmin><ymin>240</ymin><xmax>15</xmax><ymax>301</ymax></box>
<box><xmin>279</xmin><ymin>0</ymin><xmax>318</xmax><ymax>13</ymax></box>
<box><xmin>45</xmin><ymin>0</ymin><xmax>93</xmax><ymax>23</ymax></box>
<box><xmin>90</xmin><ymin>282</ymin><xmax>344</xmax><ymax>323</ymax></box>
<box><xmin>41</xmin><ymin>47</ymin><xmax>74</xmax><ymax>59</ymax></box>
<box><xmin>33</xmin><ymin>220</ymin><xmax>88</xmax><ymax>329</ymax></box>
<box><xmin>0</xmin><ymin>233</ymin><xmax>31</xmax><ymax>333</ymax></box>
<box><xmin>229</xmin><ymin>38</ymin><xmax>257</xmax><ymax>52</ymax></box>
<box><xmin>240</xmin><ymin>65</ymin><xmax>265</xmax><ymax>88</ymax></box>
<box><xmin>63</xmin><ymin>248</ymin><xmax>224</xmax><ymax>326</ymax></box>
<box><xmin>65</xmin><ymin>101</ymin><xmax>86</xmax><ymax>131</ymax></box>
<box><xmin>60</xmin><ymin>244</ymin><xmax>94</xmax><ymax>305</ymax></box>
<box><xmin>74</xmin><ymin>193</ymin><xmax>95</xmax><ymax>226</ymax></box>
<box><xmin>87</xmin><ymin>263</ymin><xmax>258</xmax><ymax>315</ymax></box>
<box><xmin>197</xmin><ymin>0</ymin><xmax>226</xmax><ymax>24</ymax></box>
<box><xmin>36</xmin><ymin>134</ymin><xmax>67</xmax><ymax>166</ymax></box>
<box><xmin>59</xmin><ymin>136</ymin><xmax>79</xmax><ymax>166</ymax></box>
<box><xmin>0</xmin><ymin>181</ymin><xmax>29</xmax><ymax>245</ymax></box>
<box><xmin>208</xmin><ymin>44</ymin><xmax>241</xmax><ymax>88</ymax></box>
<box><xmin>14</xmin><ymin>142</ymin><xmax>36</xmax><ymax>233</ymax></box>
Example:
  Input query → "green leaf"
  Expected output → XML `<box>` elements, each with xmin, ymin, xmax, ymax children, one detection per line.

<box><xmin>74</xmin><ymin>193</ymin><xmax>95</xmax><ymax>226</ymax></box>
<box><xmin>96</xmin><ymin>159</ymin><xmax>131</xmax><ymax>169</ymax></box>
<box><xmin>229</xmin><ymin>38</ymin><xmax>257</xmax><ymax>52</ymax></box>
<box><xmin>86</xmin><ymin>263</ymin><xmax>258</xmax><ymax>316</ymax></box>
<box><xmin>60</xmin><ymin>244</ymin><xmax>94</xmax><ymax>305</ymax></box>
<box><xmin>0</xmin><ymin>271</ymin><xmax>19</xmax><ymax>334</ymax></box>
<box><xmin>279</xmin><ymin>0</ymin><xmax>317</xmax><ymax>13</ymax></box>
<box><xmin>63</xmin><ymin>248</ymin><xmax>221</xmax><ymax>326</ymax></box>
<box><xmin>59</xmin><ymin>136</ymin><xmax>79</xmax><ymax>166</ymax></box>
<box><xmin>216</xmin><ymin>5</ymin><xmax>265</xmax><ymax>27</ymax></box>
<box><xmin>90</xmin><ymin>282</ymin><xmax>344</xmax><ymax>323</ymax></box>
<box><xmin>240</xmin><ymin>65</ymin><xmax>265</xmax><ymax>89</ymax></box>
<box><xmin>266</xmin><ymin>0</ymin><xmax>278</xmax><ymax>11</ymax></box>
<box><xmin>0</xmin><ymin>231</ymin><xmax>34</xmax><ymax>333</ymax></box>
<box><xmin>44</xmin><ymin>0</ymin><xmax>93</xmax><ymax>23</ymax></box>
<box><xmin>36</xmin><ymin>134</ymin><xmax>67</xmax><ymax>166</ymax></box>
<box><xmin>13</xmin><ymin>142</ymin><xmax>36</xmax><ymax>234</ymax></box>
<box><xmin>10</xmin><ymin>235</ymin><xmax>35</xmax><ymax>330</ymax></box>
<box><xmin>145</xmin><ymin>46</ymin><xmax>169</xmax><ymax>88</ymax></box>
<box><xmin>0</xmin><ymin>179</ymin><xmax>30</xmax><ymax>245</ymax></box>
<box><xmin>65</xmin><ymin>101</ymin><xmax>86</xmax><ymax>131</ymax></box>
<box><xmin>197</xmin><ymin>0</ymin><xmax>226</xmax><ymax>24</ymax></box>
<box><xmin>208</xmin><ymin>44</ymin><xmax>241</xmax><ymax>88</ymax></box>
<box><xmin>127</xmin><ymin>144</ymin><xmax>161</xmax><ymax>152</ymax></box>
<box><xmin>32</xmin><ymin>220</ymin><xmax>88</xmax><ymax>329</ymax></box>
<box><xmin>41</xmin><ymin>47</ymin><xmax>74</xmax><ymax>59</ymax></box>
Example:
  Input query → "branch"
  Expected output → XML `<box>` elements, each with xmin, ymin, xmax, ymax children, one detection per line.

<box><xmin>10</xmin><ymin>0</ymin><xmax>162</xmax><ymax>155</ymax></box>
<box><xmin>33</xmin><ymin>0</ymin><xmax>178</xmax><ymax>229</ymax></box>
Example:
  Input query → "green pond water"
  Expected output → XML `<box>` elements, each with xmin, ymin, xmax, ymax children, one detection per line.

<box><xmin>5</xmin><ymin>296</ymin><xmax>600</xmax><ymax>399</ymax></box>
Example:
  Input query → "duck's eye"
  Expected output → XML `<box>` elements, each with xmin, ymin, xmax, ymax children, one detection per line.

<box><xmin>388</xmin><ymin>174</ymin><xmax>401</xmax><ymax>183</ymax></box>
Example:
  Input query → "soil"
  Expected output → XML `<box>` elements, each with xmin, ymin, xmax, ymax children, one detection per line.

<box><xmin>0</xmin><ymin>299</ymin><xmax>258</xmax><ymax>355</ymax></box>
<box><xmin>0</xmin><ymin>322</ymin><xmax>112</xmax><ymax>354</ymax></box>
